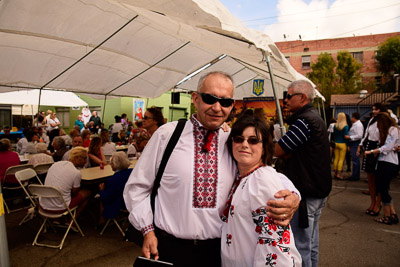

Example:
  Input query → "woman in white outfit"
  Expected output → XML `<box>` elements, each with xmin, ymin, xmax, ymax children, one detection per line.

<box><xmin>221</xmin><ymin>110</ymin><xmax>301</xmax><ymax>267</ymax></box>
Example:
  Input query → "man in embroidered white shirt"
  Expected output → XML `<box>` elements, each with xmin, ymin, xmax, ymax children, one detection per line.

<box><xmin>345</xmin><ymin>112</ymin><xmax>364</xmax><ymax>181</ymax></box>
<box><xmin>123</xmin><ymin>71</ymin><xmax>300</xmax><ymax>267</ymax></box>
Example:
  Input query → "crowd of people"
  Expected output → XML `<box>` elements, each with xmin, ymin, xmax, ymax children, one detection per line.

<box><xmin>2</xmin><ymin>71</ymin><xmax>400</xmax><ymax>266</ymax></box>
<box><xmin>327</xmin><ymin>103</ymin><xmax>400</xmax><ymax>227</ymax></box>
<box><xmin>0</xmin><ymin>106</ymin><xmax>162</xmax><ymax>230</ymax></box>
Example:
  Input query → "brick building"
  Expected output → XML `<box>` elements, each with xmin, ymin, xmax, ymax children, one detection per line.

<box><xmin>275</xmin><ymin>32</ymin><xmax>400</xmax><ymax>91</ymax></box>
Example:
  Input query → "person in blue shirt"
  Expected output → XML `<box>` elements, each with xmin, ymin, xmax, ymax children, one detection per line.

<box><xmin>99</xmin><ymin>151</ymin><xmax>132</xmax><ymax>224</ymax></box>
<box><xmin>74</xmin><ymin>114</ymin><xmax>85</xmax><ymax>132</ymax></box>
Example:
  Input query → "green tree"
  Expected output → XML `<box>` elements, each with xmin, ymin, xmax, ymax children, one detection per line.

<box><xmin>307</xmin><ymin>51</ymin><xmax>363</xmax><ymax>107</ymax></box>
<box><xmin>335</xmin><ymin>51</ymin><xmax>363</xmax><ymax>94</ymax></box>
<box><xmin>375</xmin><ymin>36</ymin><xmax>400</xmax><ymax>77</ymax></box>
<box><xmin>306</xmin><ymin>53</ymin><xmax>337</xmax><ymax>106</ymax></box>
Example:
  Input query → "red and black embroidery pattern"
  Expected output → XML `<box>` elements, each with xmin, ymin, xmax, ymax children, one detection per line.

<box><xmin>191</xmin><ymin>117</ymin><xmax>218</xmax><ymax>209</ymax></box>
<box><xmin>252</xmin><ymin>207</ymin><xmax>293</xmax><ymax>266</ymax></box>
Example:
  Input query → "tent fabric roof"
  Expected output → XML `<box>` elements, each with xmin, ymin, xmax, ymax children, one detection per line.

<box><xmin>0</xmin><ymin>0</ymin><xmax>324</xmax><ymax>101</ymax></box>
<box><xmin>0</xmin><ymin>89</ymin><xmax>88</xmax><ymax>107</ymax></box>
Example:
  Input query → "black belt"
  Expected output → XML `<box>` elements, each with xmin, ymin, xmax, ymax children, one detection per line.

<box><xmin>155</xmin><ymin>227</ymin><xmax>220</xmax><ymax>246</ymax></box>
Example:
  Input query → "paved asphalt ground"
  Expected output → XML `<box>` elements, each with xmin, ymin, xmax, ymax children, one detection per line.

<box><xmin>4</xmin><ymin>170</ymin><xmax>400</xmax><ymax>266</ymax></box>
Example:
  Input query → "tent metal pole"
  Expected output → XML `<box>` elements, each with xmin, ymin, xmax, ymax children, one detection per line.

<box><xmin>106</xmin><ymin>41</ymin><xmax>190</xmax><ymax>95</ymax></box>
<box><xmin>102</xmin><ymin>95</ymin><xmax>107</xmax><ymax>124</ymax></box>
<box><xmin>39</xmin><ymin>15</ymin><xmax>139</xmax><ymax>91</ymax></box>
<box><xmin>322</xmin><ymin>100</ymin><xmax>327</xmax><ymax>124</ymax></box>
<box><xmin>265</xmin><ymin>53</ymin><xmax>286</xmax><ymax>136</ymax></box>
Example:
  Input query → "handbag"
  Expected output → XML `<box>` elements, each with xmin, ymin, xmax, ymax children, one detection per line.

<box><xmin>125</xmin><ymin>119</ymin><xmax>186</xmax><ymax>246</ymax></box>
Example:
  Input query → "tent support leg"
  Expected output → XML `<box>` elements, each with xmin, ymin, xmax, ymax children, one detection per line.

<box><xmin>102</xmin><ymin>95</ymin><xmax>107</xmax><ymax>124</ymax></box>
<box><xmin>265</xmin><ymin>54</ymin><xmax>286</xmax><ymax>136</ymax></box>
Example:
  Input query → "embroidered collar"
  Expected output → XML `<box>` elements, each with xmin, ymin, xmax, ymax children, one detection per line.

<box><xmin>238</xmin><ymin>165</ymin><xmax>263</xmax><ymax>179</ymax></box>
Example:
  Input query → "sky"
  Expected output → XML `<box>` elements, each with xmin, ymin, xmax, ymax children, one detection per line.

<box><xmin>219</xmin><ymin>0</ymin><xmax>400</xmax><ymax>42</ymax></box>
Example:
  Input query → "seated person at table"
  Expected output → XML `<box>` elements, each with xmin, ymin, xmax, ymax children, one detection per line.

<box><xmin>81</xmin><ymin>129</ymin><xmax>91</xmax><ymax>148</ymax></box>
<box><xmin>40</xmin><ymin>147</ymin><xmax>91</xmax><ymax>220</ymax></box>
<box><xmin>88</xmin><ymin>136</ymin><xmax>107</xmax><ymax>167</ymax></box>
<box><xmin>88</xmin><ymin>121</ymin><xmax>97</xmax><ymax>134</ymax></box>
<box><xmin>28</xmin><ymin>142</ymin><xmax>54</xmax><ymax>167</ymax></box>
<box><xmin>62</xmin><ymin>136</ymin><xmax>90</xmax><ymax>169</ymax></box>
<box><xmin>37</xmin><ymin>126</ymin><xmax>49</xmax><ymax>145</ymax></box>
<box><xmin>60</xmin><ymin>129</ymin><xmax>72</xmax><ymax>147</ymax></box>
<box><xmin>100</xmin><ymin>130</ymin><xmax>116</xmax><ymax>155</ymax></box>
<box><xmin>126</xmin><ymin>134</ymin><xmax>149</xmax><ymax>159</ymax></box>
<box><xmin>51</xmin><ymin>136</ymin><xmax>68</xmax><ymax>162</ymax></box>
<box><xmin>111</xmin><ymin>115</ymin><xmax>124</xmax><ymax>142</ymax></box>
<box><xmin>98</xmin><ymin>151</ymin><xmax>132</xmax><ymax>225</ymax></box>
<box><xmin>0</xmin><ymin>138</ymin><xmax>20</xmax><ymax>185</ymax></box>
<box><xmin>1</xmin><ymin>126</ymin><xmax>18</xmax><ymax>143</ymax></box>
<box><xmin>114</xmin><ymin>129</ymin><xmax>128</xmax><ymax>145</ymax></box>
<box><xmin>17</xmin><ymin>128</ymin><xmax>38</xmax><ymax>154</ymax></box>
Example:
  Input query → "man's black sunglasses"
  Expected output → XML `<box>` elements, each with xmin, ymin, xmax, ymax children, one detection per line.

<box><xmin>197</xmin><ymin>93</ymin><xmax>234</xmax><ymax>107</ymax></box>
<box><xmin>285</xmin><ymin>92</ymin><xmax>303</xmax><ymax>100</ymax></box>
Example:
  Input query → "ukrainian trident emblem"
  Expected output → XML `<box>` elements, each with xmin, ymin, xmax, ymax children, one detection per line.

<box><xmin>253</xmin><ymin>79</ymin><xmax>264</xmax><ymax>96</ymax></box>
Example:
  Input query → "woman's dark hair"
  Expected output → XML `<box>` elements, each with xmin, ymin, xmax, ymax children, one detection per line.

<box><xmin>89</xmin><ymin>136</ymin><xmax>102</xmax><ymax>155</ymax></box>
<box><xmin>114</xmin><ymin>115</ymin><xmax>122</xmax><ymax>123</ymax></box>
<box><xmin>227</xmin><ymin>109</ymin><xmax>274</xmax><ymax>166</ymax></box>
<box><xmin>373</xmin><ymin>102</ymin><xmax>388</xmax><ymax>113</ymax></box>
<box><xmin>147</xmin><ymin>107</ymin><xmax>165</xmax><ymax>127</ymax></box>
<box><xmin>121</xmin><ymin>113</ymin><xmax>127</xmax><ymax>119</ymax></box>
<box><xmin>376</xmin><ymin>112</ymin><xmax>398</xmax><ymax>146</ymax></box>
<box><xmin>0</xmin><ymin>138</ymin><xmax>11</xmax><ymax>152</ymax></box>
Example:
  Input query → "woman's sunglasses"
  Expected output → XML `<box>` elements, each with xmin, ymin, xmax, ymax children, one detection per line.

<box><xmin>197</xmin><ymin>92</ymin><xmax>234</xmax><ymax>107</ymax></box>
<box><xmin>232</xmin><ymin>136</ymin><xmax>262</xmax><ymax>145</ymax></box>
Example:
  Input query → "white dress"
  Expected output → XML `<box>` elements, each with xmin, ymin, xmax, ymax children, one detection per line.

<box><xmin>221</xmin><ymin>166</ymin><xmax>302</xmax><ymax>267</ymax></box>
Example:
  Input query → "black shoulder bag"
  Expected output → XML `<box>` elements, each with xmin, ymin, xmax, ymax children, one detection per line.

<box><xmin>125</xmin><ymin>119</ymin><xmax>186</xmax><ymax>246</ymax></box>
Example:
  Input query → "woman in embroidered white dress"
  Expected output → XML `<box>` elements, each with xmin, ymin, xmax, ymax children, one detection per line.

<box><xmin>221</xmin><ymin>110</ymin><xmax>301</xmax><ymax>267</ymax></box>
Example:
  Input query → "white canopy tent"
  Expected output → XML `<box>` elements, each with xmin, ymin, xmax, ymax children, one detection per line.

<box><xmin>0</xmin><ymin>90</ymin><xmax>88</xmax><ymax>107</ymax></box>
<box><xmin>0</xmin><ymin>0</ymin><xmax>324</xmax><ymax>102</ymax></box>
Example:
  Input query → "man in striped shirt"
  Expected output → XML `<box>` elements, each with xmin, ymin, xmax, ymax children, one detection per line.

<box><xmin>275</xmin><ymin>80</ymin><xmax>332</xmax><ymax>267</ymax></box>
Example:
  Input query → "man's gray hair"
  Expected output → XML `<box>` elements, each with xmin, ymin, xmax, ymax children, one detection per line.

<box><xmin>197</xmin><ymin>71</ymin><xmax>234</xmax><ymax>92</ymax></box>
<box><xmin>53</xmin><ymin>136</ymin><xmax>65</xmax><ymax>148</ymax></box>
<box><xmin>288</xmin><ymin>80</ymin><xmax>315</xmax><ymax>101</ymax></box>
<box><xmin>35</xmin><ymin>142</ymin><xmax>48</xmax><ymax>153</ymax></box>
<box><xmin>111</xmin><ymin>151</ymin><xmax>130</xmax><ymax>171</ymax></box>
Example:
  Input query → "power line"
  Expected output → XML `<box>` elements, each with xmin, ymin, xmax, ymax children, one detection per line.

<box><xmin>242</xmin><ymin>1</ymin><xmax>399</xmax><ymax>22</ymax></box>
<box><xmin>245</xmin><ymin>2</ymin><xmax>400</xmax><ymax>27</ymax></box>
<box><xmin>331</xmin><ymin>15</ymin><xmax>400</xmax><ymax>38</ymax></box>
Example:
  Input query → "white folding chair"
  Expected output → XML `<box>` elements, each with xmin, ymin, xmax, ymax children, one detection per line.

<box><xmin>33</xmin><ymin>162</ymin><xmax>53</xmax><ymax>175</ymax></box>
<box><xmin>15</xmin><ymin>168</ymin><xmax>43</xmax><ymax>225</ymax></box>
<box><xmin>100</xmin><ymin>209</ymin><xmax>129</xmax><ymax>237</ymax></box>
<box><xmin>2</xmin><ymin>164</ymin><xmax>34</xmax><ymax>213</ymax></box>
<box><xmin>28</xmin><ymin>184</ymin><xmax>84</xmax><ymax>250</ymax></box>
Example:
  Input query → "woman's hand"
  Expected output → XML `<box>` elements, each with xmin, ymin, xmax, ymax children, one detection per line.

<box><xmin>356</xmin><ymin>146</ymin><xmax>361</xmax><ymax>157</ymax></box>
<box><xmin>266</xmin><ymin>190</ymin><xmax>300</xmax><ymax>226</ymax></box>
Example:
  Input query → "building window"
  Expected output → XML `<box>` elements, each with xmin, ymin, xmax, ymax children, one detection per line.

<box><xmin>55</xmin><ymin>107</ymin><xmax>70</xmax><ymax>128</ymax></box>
<box><xmin>302</xmin><ymin>55</ymin><xmax>311</xmax><ymax>69</ymax></box>
<box><xmin>285</xmin><ymin>56</ymin><xmax>290</xmax><ymax>62</ymax></box>
<box><xmin>352</xmin><ymin>52</ymin><xmax>363</xmax><ymax>63</ymax></box>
